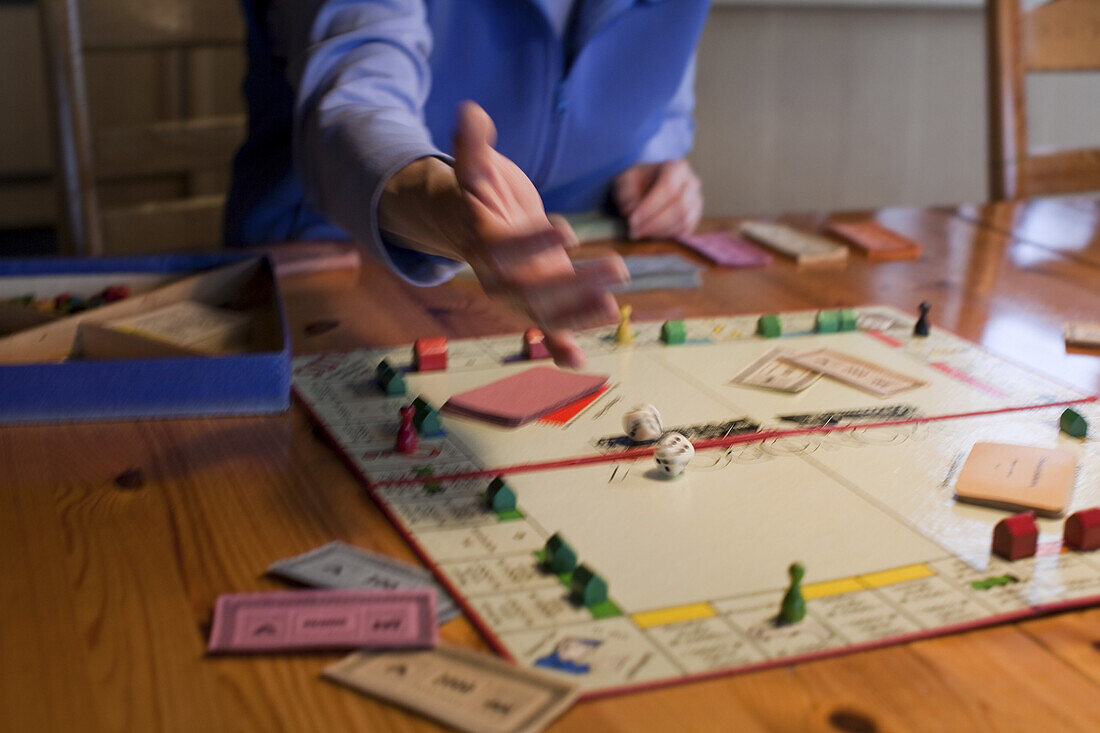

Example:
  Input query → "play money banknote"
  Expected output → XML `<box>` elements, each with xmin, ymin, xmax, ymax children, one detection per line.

<box><xmin>323</xmin><ymin>645</ymin><xmax>580</xmax><ymax>733</ymax></box>
<box><xmin>781</xmin><ymin>348</ymin><xmax>927</xmax><ymax>397</ymax></box>
<box><xmin>207</xmin><ymin>588</ymin><xmax>437</xmax><ymax>654</ymax></box>
<box><xmin>731</xmin><ymin>347</ymin><xmax>823</xmax><ymax>393</ymax></box>
<box><xmin>267</xmin><ymin>541</ymin><xmax>460</xmax><ymax>623</ymax></box>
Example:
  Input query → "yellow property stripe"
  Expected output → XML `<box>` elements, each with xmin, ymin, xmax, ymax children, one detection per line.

<box><xmin>801</xmin><ymin>577</ymin><xmax>863</xmax><ymax>600</ymax></box>
<box><xmin>858</xmin><ymin>563</ymin><xmax>934</xmax><ymax>588</ymax></box>
<box><xmin>632</xmin><ymin>603</ymin><xmax>716</xmax><ymax>628</ymax></box>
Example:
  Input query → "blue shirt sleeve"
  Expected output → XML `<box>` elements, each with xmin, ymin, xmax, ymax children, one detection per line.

<box><xmin>637</xmin><ymin>53</ymin><xmax>697</xmax><ymax>165</ymax></box>
<box><xmin>270</xmin><ymin>0</ymin><xmax>464</xmax><ymax>286</ymax></box>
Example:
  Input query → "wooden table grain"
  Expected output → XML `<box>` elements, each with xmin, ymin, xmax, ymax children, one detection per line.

<box><xmin>3</xmin><ymin>198</ymin><xmax>1100</xmax><ymax>732</ymax></box>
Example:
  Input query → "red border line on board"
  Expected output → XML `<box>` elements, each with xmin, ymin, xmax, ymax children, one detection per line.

<box><xmin>928</xmin><ymin>362</ymin><xmax>1008</xmax><ymax>398</ymax></box>
<box><xmin>865</xmin><ymin>329</ymin><xmax>904</xmax><ymax>347</ymax></box>
<box><xmin>371</xmin><ymin>396</ymin><xmax>1095</xmax><ymax>486</ymax></box>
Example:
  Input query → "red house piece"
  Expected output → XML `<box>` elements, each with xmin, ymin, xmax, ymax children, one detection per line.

<box><xmin>992</xmin><ymin>511</ymin><xmax>1038</xmax><ymax>561</ymax></box>
<box><xmin>414</xmin><ymin>337</ymin><xmax>448</xmax><ymax>371</ymax></box>
<box><xmin>1064</xmin><ymin>508</ymin><xmax>1100</xmax><ymax>552</ymax></box>
<box><xmin>523</xmin><ymin>328</ymin><xmax>550</xmax><ymax>360</ymax></box>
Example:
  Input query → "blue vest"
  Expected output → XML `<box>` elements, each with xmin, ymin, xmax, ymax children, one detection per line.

<box><xmin>226</xmin><ymin>0</ymin><xmax>709</xmax><ymax>245</ymax></box>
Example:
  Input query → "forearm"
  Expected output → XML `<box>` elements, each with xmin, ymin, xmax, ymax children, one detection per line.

<box><xmin>271</xmin><ymin>0</ymin><xmax>467</xmax><ymax>284</ymax></box>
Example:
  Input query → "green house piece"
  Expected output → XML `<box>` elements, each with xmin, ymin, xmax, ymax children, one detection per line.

<box><xmin>570</xmin><ymin>564</ymin><xmax>608</xmax><ymax>607</ymax></box>
<box><xmin>544</xmin><ymin>533</ymin><xmax>577</xmax><ymax>574</ymax></box>
<box><xmin>375</xmin><ymin>360</ymin><xmax>406</xmax><ymax>395</ymax></box>
<box><xmin>660</xmin><ymin>320</ymin><xmax>687</xmax><ymax>345</ymax></box>
<box><xmin>757</xmin><ymin>314</ymin><xmax>782</xmax><ymax>338</ymax></box>
<box><xmin>484</xmin><ymin>476</ymin><xmax>516</xmax><ymax>512</ymax></box>
<box><xmin>815</xmin><ymin>310</ymin><xmax>839</xmax><ymax>333</ymax></box>
<box><xmin>837</xmin><ymin>308</ymin><xmax>858</xmax><ymax>332</ymax></box>
<box><xmin>379</xmin><ymin>370</ymin><xmax>406</xmax><ymax>396</ymax></box>
<box><xmin>1060</xmin><ymin>408</ymin><xmax>1088</xmax><ymax>438</ymax></box>
<box><xmin>413</xmin><ymin>396</ymin><xmax>444</xmax><ymax>436</ymax></box>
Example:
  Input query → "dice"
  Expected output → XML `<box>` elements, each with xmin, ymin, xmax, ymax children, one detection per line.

<box><xmin>622</xmin><ymin>404</ymin><xmax>663</xmax><ymax>443</ymax></box>
<box><xmin>654</xmin><ymin>432</ymin><xmax>694</xmax><ymax>478</ymax></box>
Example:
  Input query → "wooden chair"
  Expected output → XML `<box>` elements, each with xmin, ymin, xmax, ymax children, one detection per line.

<box><xmin>38</xmin><ymin>0</ymin><xmax>246</xmax><ymax>255</ymax></box>
<box><xmin>987</xmin><ymin>0</ymin><xmax>1100</xmax><ymax>200</ymax></box>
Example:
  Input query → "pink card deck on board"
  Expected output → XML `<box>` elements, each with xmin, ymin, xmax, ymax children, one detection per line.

<box><xmin>442</xmin><ymin>366</ymin><xmax>608</xmax><ymax>427</ymax></box>
<box><xmin>677</xmin><ymin>231</ymin><xmax>773</xmax><ymax>268</ymax></box>
<box><xmin>207</xmin><ymin>588</ymin><xmax>437</xmax><ymax>654</ymax></box>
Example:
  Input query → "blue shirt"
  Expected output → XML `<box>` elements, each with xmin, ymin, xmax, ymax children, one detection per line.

<box><xmin>226</xmin><ymin>0</ymin><xmax>709</xmax><ymax>284</ymax></box>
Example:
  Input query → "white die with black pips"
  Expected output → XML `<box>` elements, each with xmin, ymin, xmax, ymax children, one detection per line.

<box><xmin>654</xmin><ymin>432</ymin><xmax>694</xmax><ymax>477</ymax></box>
<box><xmin>622</xmin><ymin>403</ymin><xmax>663</xmax><ymax>443</ymax></box>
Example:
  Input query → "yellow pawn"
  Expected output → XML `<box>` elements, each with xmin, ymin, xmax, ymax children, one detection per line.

<box><xmin>615</xmin><ymin>304</ymin><xmax>633</xmax><ymax>345</ymax></box>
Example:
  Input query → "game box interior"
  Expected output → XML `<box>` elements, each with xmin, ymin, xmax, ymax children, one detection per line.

<box><xmin>0</xmin><ymin>253</ymin><xmax>290</xmax><ymax>423</ymax></box>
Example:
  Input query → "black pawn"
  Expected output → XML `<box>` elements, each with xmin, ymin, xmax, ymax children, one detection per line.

<box><xmin>913</xmin><ymin>301</ymin><xmax>931</xmax><ymax>337</ymax></box>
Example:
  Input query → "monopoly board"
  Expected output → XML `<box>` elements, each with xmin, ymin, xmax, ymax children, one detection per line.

<box><xmin>292</xmin><ymin>306</ymin><xmax>1099</xmax><ymax>697</ymax></box>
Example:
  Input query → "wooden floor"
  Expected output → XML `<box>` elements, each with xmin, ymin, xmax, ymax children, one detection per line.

<box><xmin>2</xmin><ymin>196</ymin><xmax>1100</xmax><ymax>731</ymax></box>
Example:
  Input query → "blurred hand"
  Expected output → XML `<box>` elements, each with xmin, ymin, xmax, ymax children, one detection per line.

<box><xmin>453</xmin><ymin>102</ymin><xmax>627</xmax><ymax>369</ymax></box>
<box><xmin>613</xmin><ymin>159</ymin><xmax>703</xmax><ymax>240</ymax></box>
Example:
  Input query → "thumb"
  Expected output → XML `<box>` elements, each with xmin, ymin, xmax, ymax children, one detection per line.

<box><xmin>453</xmin><ymin>101</ymin><xmax>497</xmax><ymax>190</ymax></box>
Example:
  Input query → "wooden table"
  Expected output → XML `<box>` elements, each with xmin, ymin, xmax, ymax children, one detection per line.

<box><xmin>4</xmin><ymin>198</ymin><xmax>1100</xmax><ymax>732</ymax></box>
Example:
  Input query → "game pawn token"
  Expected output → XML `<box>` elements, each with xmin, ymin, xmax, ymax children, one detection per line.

<box><xmin>615</xmin><ymin>304</ymin><xmax>633</xmax><ymax>345</ymax></box>
<box><xmin>778</xmin><ymin>562</ymin><xmax>806</xmax><ymax>624</ymax></box>
<box><xmin>523</xmin><ymin>328</ymin><xmax>551</xmax><ymax>360</ymax></box>
<box><xmin>395</xmin><ymin>405</ymin><xmax>418</xmax><ymax>454</ymax></box>
<box><xmin>622</xmin><ymin>404</ymin><xmax>662</xmax><ymax>442</ymax></box>
<box><xmin>654</xmin><ymin>432</ymin><xmax>693</xmax><ymax>478</ymax></box>
<box><xmin>913</xmin><ymin>301</ymin><xmax>931</xmax><ymax>337</ymax></box>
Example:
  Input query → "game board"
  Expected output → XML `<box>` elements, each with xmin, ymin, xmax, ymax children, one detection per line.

<box><xmin>293</xmin><ymin>306</ymin><xmax>1099</xmax><ymax>697</ymax></box>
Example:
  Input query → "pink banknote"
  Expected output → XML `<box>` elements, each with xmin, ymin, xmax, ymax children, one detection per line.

<box><xmin>207</xmin><ymin>588</ymin><xmax>437</xmax><ymax>654</ymax></box>
<box><xmin>677</xmin><ymin>231</ymin><xmax>773</xmax><ymax>268</ymax></box>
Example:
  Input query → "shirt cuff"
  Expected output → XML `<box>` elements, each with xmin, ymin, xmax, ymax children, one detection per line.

<box><xmin>368</xmin><ymin>151</ymin><xmax>466</xmax><ymax>286</ymax></box>
<box><xmin>637</xmin><ymin>116</ymin><xmax>695</xmax><ymax>165</ymax></box>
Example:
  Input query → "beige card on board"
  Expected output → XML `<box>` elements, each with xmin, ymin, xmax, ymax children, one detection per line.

<box><xmin>954</xmin><ymin>442</ymin><xmax>1077</xmax><ymax>517</ymax></box>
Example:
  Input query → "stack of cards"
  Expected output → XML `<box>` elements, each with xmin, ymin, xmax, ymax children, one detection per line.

<box><xmin>443</xmin><ymin>367</ymin><xmax>608</xmax><ymax>427</ymax></box>
<box><xmin>617</xmin><ymin>254</ymin><xmax>702</xmax><ymax>291</ymax></box>
<box><xmin>954</xmin><ymin>442</ymin><xmax>1077</xmax><ymax>517</ymax></box>
<box><xmin>1065</xmin><ymin>322</ymin><xmax>1100</xmax><ymax>350</ymax></box>
<box><xmin>739</xmin><ymin>221</ymin><xmax>848</xmax><ymax>265</ymax></box>
<box><xmin>825</xmin><ymin>220</ymin><xmax>922</xmax><ymax>261</ymax></box>
<box><xmin>676</xmin><ymin>231</ymin><xmax>773</xmax><ymax>268</ymax></box>
<box><xmin>560</xmin><ymin>210</ymin><xmax>626</xmax><ymax>242</ymax></box>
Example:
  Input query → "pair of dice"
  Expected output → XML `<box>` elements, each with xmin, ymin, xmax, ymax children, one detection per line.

<box><xmin>622</xmin><ymin>404</ymin><xmax>694</xmax><ymax>477</ymax></box>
